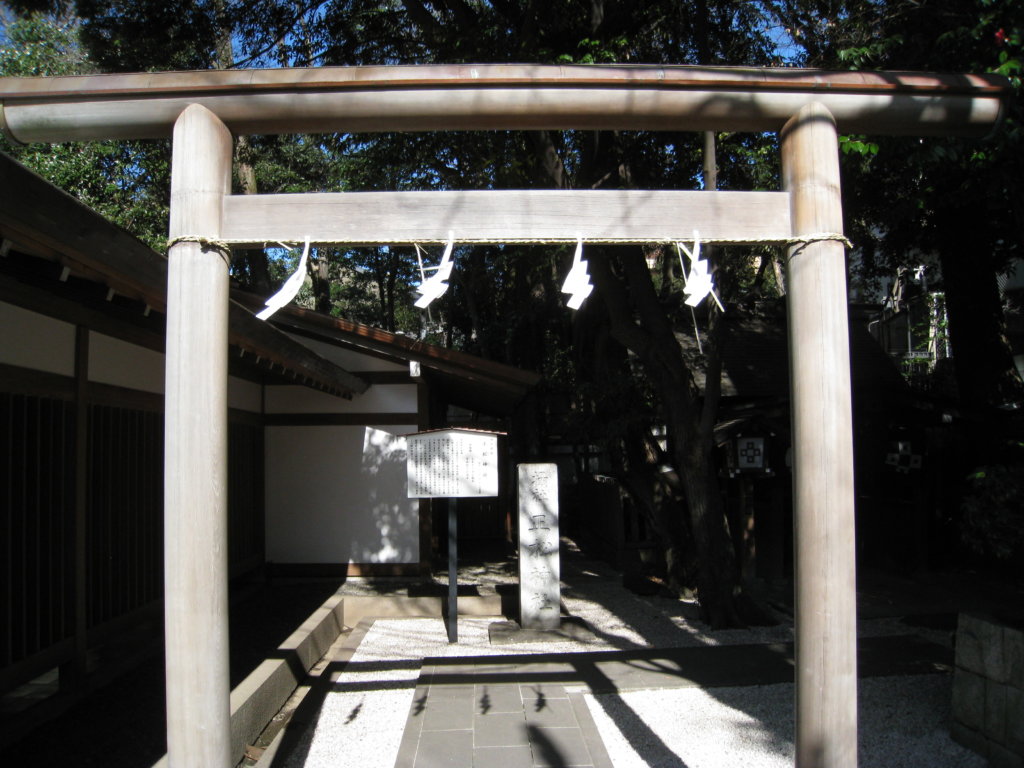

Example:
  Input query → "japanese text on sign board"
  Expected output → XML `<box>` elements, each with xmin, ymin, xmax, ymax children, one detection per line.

<box><xmin>407</xmin><ymin>431</ymin><xmax>499</xmax><ymax>498</ymax></box>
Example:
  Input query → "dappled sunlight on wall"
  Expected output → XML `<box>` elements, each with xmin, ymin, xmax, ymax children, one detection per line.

<box><xmin>265</xmin><ymin>424</ymin><xmax>419</xmax><ymax>564</ymax></box>
<box><xmin>357</xmin><ymin>427</ymin><xmax>413</xmax><ymax>563</ymax></box>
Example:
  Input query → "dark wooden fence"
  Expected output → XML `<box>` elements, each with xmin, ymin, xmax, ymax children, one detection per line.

<box><xmin>1</xmin><ymin>392</ymin><xmax>76</xmax><ymax>682</ymax></box>
<box><xmin>87</xmin><ymin>403</ymin><xmax>163</xmax><ymax>628</ymax></box>
<box><xmin>0</xmin><ymin>375</ymin><xmax>265</xmax><ymax>700</ymax></box>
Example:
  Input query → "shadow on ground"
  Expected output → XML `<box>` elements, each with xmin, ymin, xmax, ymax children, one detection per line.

<box><xmin>0</xmin><ymin>580</ymin><xmax>342</xmax><ymax>768</ymax></box>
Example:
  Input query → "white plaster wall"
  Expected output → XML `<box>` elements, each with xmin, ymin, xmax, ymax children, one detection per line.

<box><xmin>286</xmin><ymin>333</ymin><xmax>406</xmax><ymax>372</ymax></box>
<box><xmin>265</xmin><ymin>425</ymin><xmax>419</xmax><ymax>564</ymax></box>
<box><xmin>229</xmin><ymin>376</ymin><xmax>263</xmax><ymax>413</ymax></box>
<box><xmin>88</xmin><ymin>331</ymin><xmax>164</xmax><ymax>394</ymax></box>
<box><xmin>0</xmin><ymin>301</ymin><xmax>75</xmax><ymax>376</ymax></box>
<box><xmin>264</xmin><ymin>383</ymin><xmax>416</xmax><ymax>414</ymax></box>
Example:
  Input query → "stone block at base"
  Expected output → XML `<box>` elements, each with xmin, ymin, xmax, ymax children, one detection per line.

<box><xmin>1008</xmin><ymin>687</ymin><xmax>1024</xmax><ymax>754</ymax></box>
<box><xmin>953</xmin><ymin>612</ymin><xmax>1024</xmax><ymax>765</ymax></box>
<box><xmin>987</xmin><ymin>679</ymin><xmax>1009</xmax><ymax>744</ymax></box>
<box><xmin>951</xmin><ymin>721</ymin><xmax>989</xmax><ymax>760</ymax></box>
<box><xmin>953</xmin><ymin>668</ymin><xmax>986</xmax><ymax>731</ymax></box>
<box><xmin>488</xmin><ymin>618</ymin><xmax>596</xmax><ymax>646</ymax></box>
<box><xmin>990</xmin><ymin>741</ymin><xmax>1024</xmax><ymax>768</ymax></box>
<box><xmin>1006</xmin><ymin>625</ymin><xmax>1024</xmax><ymax>688</ymax></box>
<box><xmin>956</xmin><ymin>614</ymin><xmax>987</xmax><ymax>678</ymax></box>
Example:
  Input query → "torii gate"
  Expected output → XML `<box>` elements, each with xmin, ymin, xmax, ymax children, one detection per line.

<box><xmin>0</xmin><ymin>65</ymin><xmax>1008</xmax><ymax>768</ymax></box>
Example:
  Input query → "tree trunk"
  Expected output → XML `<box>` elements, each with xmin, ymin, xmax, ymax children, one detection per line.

<box><xmin>309</xmin><ymin>251</ymin><xmax>332</xmax><ymax>314</ymax></box>
<box><xmin>940</xmin><ymin>220</ymin><xmax>1023</xmax><ymax>409</ymax></box>
<box><xmin>525</xmin><ymin>108</ymin><xmax>745</xmax><ymax>627</ymax></box>
<box><xmin>213</xmin><ymin>10</ymin><xmax>273</xmax><ymax>294</ymax></box>
<box><xmin>233</xmin><ymin>136</ymin><xmax>274</xmax><ymax>293</ymax></box>
<box><xmin>384</xmin><ymin>250</ymin><xmax>398</xmax><ymax>332</ymax></box>
<box><xmin>677</xmin><ymin>435</ymin><xmax>741</xmax><ymax>627</ymax></box>
<box><xmin>588</xmin><ymin>245</ymin><xmax>744</xmax><ymax>626</ymax></box>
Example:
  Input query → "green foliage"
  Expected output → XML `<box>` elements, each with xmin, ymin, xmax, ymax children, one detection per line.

<box><xmin>329</xmin><ymin>245</ymin><xmax>420</xmax><ymax>333</ymax></box>
<box><xmin>838</xmin><ymin>135</ymin><xmax>879</xmax><ymax>156</ymax></box>
<box><xmin>836</xmin><ymin>37</ymin><xmax>903</xmax><ymax>66</ymax></box>
<box><xmin>0</xmin><ymin>12</ymin><xmax>84</xmax><ymax>75</ymax></box>
<box><xmin>74</xmin><ymin>0</ymin><xmax>223</xmax><ymax>72</ymax></box>
<box><xmin>0</xmin><ymin>15</ymin><xmax>170</xmax><ymax>251</ymax></box>
<box><xmin>771</xmin><ymin>0</ymin><xmax>1024</xmax><ymax>407</ymax></box>
<box><xmin>961</xmin><ymin>445</ymin><xmax>1024</xmax><ymax>562</ymax></box>
<box><xmin>776</xmin><ymin>0</ymin><xmax>1023</xmax><ymax>272</ymax></box>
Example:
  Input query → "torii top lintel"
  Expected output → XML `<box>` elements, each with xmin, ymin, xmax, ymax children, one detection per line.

<box><xmin>0</xmin><ymin>64</ymin><xmax>1009</xmax><ymax>144</ymax></box>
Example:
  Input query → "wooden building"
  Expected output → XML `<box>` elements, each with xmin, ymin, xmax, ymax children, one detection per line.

<box><xmin>0</xmin><ymin>151</ymin><xmax>537</xmax><ymax>731</ymax></box>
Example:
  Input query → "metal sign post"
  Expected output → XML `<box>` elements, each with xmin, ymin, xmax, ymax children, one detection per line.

<box><xmin>447</xmin><ymin>498</ymin><xmax>458</xmax><ymax>642</ymax></box>
<box><xmin>406</xmin><ymin>428</ymin><xmax>503</xmax><ymax>643</ymax></box>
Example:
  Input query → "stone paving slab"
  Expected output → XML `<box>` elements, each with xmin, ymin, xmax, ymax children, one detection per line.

<box><xmin>395</xmin><ymin>668</ymin><xmax>612</xmax><ymax>768</ymax></box>
<box><xmin>473</xmin><ymin>712</ymin><xmax>531</xmax><ymax>747</ymax></box>
<box><xmin>392</xmin><ymin>634</ymin><xmax>951</xmax><ymax>768</ymax></box>
<box><xmin>524</xmin><ymin>696</ymin><xmax>577</xmax><ymax>727</ymax></box>
<box><xmin>478</xmin><ymin>683</ymin><xmax>526</xmax><ymax>714</ymax></box>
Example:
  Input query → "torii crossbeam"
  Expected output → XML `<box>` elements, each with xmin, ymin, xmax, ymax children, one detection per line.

<box><xmin>0</xmin><ymin>64</ymin><xmax>1009</xmax><ymax>768</ymax></box>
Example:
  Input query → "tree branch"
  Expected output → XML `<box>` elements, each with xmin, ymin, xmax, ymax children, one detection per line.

<box><xmin>489</xmin><ymin>0</ymin><xmax>520</xmax><ymax>27</ymax></box>
<box><xmin>587</xmin><ymin>249</ymin><xmax>656</xmax><ymax>361</ymax></box>
<box><xmin>401</xmin><ymin>0</ymin><xmax>444</xmax><ymax>41</ymax></box>
<box><xmin>436</xmin><ymin>0</ymin><xmax>476</xmax><ymax>28</ymax></box>
<box><xmin>229</xmin><ymin>0</ymin><xmax>329</xmax><ymax>68</ymax></box>
<box><xmin>528</xmin><ymin>130</ymin><xmax>570</xmax><ymax>189</ymax></box>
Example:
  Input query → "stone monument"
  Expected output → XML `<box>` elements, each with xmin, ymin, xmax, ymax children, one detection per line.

<box><xmin>517</xmin><ymin>463</ymin><xmax>560</xmax><ymax>631</ymax></box>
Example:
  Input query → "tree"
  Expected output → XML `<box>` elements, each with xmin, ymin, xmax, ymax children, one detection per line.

<box><xmin>10</xmin><ymin>0</ymin><xmax>792</xmax><ymax>626</ymax></box>
<box><xmin>309</xmin><ymin>0</ymin><xmax>781</xmax><ymax>625</ymax></box>
<box><xmin>769</xmin><ymin>0</ymin><xmax>1024</xmax><ymax>409</ymax></box>
<box><xmin>766</xmin><ymin>0</ymin><xmax>1024</xmax><ymax>572</ymax></box>
<box><xmin>0</xmin><ymin>13</ymin><xmax>171</xmax><ymax>252</ymax></box>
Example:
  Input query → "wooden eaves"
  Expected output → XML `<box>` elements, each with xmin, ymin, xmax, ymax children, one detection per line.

<box><xmin>231</xmin><ymin>291</ymin><xmax>541</xmax><ymax>415</ymax></box>
<box><xmin>0</xmin><ymin>151</ymin><xmax>367</xmax><ymax>398</ymax></box>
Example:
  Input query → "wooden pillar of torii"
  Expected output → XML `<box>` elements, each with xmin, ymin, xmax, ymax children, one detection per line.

<box><xmin>0</xmin><ymin>65</ymin><xmax>1007</xmax><ymax>768</ymax></box>
<box><xmin>164</xmin><ymin>104</ymin><xmax>234</xmax><ymax>768</ymax></box>
<box><xmin>782</xmin><ymin>103</ymin><xmax>858</xmax><ymax>767</ymax></box>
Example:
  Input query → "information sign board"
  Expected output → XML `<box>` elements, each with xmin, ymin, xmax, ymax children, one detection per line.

<box><xmin>406</xmin><ymin>428</ymin><xmax>501</xmax><ymax>498</ymax></box>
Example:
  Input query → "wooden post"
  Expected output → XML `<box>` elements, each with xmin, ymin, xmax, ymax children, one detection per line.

<box><xmin>164</xmin><ymin>103</ymin><xmax>233</xmax><ymax>768</ymax></box>
<box><xmin>416</xmin><ymin>379</ymin><xmax>433</xmax><ymax>576</ymax></box>
<box><xmin>63</xmin><ymin>325</ymin><xmax>88</xmax><ymax>692</ymax></box>
<box><xmin>447</xmin><ymin>498</ymin><xmax>457</xmax><ymax>644</ymax></box>
<box><xmin>781</xmin><ymin>102</ymin><xmax>858</xmax><ymax>768</ymax></box>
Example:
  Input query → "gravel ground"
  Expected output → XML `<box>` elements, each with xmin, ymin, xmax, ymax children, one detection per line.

<box><xmin>585</xmin><ymin>675</ymin><xmax>984</xmax><ymax>768</ymax></box>
<box><xmin>276</xmin><ymin>550</ymin><xmax>981</xmax><ymax>768</ymax></box>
